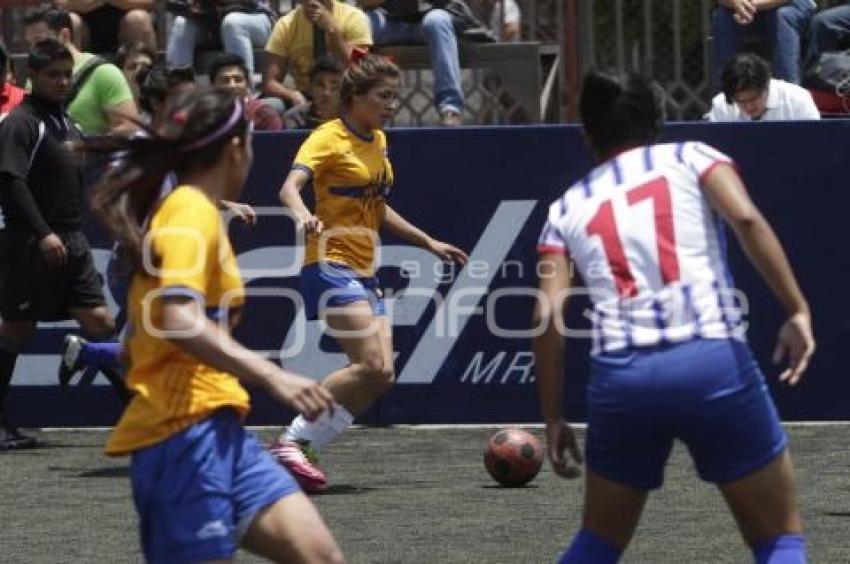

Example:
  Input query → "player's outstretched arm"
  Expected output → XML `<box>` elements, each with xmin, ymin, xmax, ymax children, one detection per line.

<box><xmin>159</xmin><ymin>295</ymin><xmax>334</xmax><ymax>420</ymax></box>
<box><xmin>381</xmin><ymin>205</ymin><xmax>468</xmax><ymax>264</ymax></box>
<box><xmin>702</xmin><ymin>163</ymin><xmax>815</xmax><ymax>385</ymax></box>
<box><xmin>532</xmin><ymin>252</ymin><xmax>582</xmax><ymax>479</ymax></box>
<box><xmin>279</xmin><ymin>168</ymin><xmax>324</xmax><ymax>233</ymax></box>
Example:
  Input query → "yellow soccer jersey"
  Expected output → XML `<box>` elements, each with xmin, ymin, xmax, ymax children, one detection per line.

<box><xmin>293</xmin><ymin>118</ymin><xmax>393</xmax><ymax>276</ymax></box>
<box><xmin>105</xmin><ymin>186</ymin><xmax>249</xmax><ymax>456</ymax></box>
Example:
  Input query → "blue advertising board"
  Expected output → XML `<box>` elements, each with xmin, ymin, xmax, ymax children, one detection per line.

<box><xmin>7</xmin><ymin>121</ymin><xmax>850</xmax><ymax>426</ymax></box>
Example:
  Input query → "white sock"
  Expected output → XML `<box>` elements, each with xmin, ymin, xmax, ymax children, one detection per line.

<box><xmin>281</xmin><ymin>404</ymin><xmax>354</xmax><ymax>450</ymax></box>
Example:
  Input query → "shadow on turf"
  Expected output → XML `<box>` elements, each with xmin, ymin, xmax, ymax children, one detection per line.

<box><xmin>481</xmin><ymin>484</ymin><xmax>541</xmax><ymax>490</ymax></box>
<box><xmin>824</xmin><ymin>511</ymin><xmax>850</xmax><ymax>517</ymax></box>
<box><xmin>47</xmin><ymin>465</ymin><xmax>130</xmax><ymax>478</ymax></box>
<box><xmin>313</xmin><ymin>484</ymin><xmax>375</xmax><ymax>496</ymax></box>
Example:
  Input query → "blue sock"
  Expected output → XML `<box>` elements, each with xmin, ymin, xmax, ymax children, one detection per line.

<box><xmin>753</xmin><ymin>534</ymin><xmax>806</xmax><ymax>564</ymax></box>
<box><xmin>78</xmin><ymin>341</ymin><xmax>123</xmax><ymax>372</ymax></box>
<box><xmin>559</xmin><ymin>529</ymin><xmax>622</xmax><ymax>564</ymax></box>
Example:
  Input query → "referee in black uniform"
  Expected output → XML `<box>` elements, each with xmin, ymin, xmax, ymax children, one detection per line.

<box><xmin>0</xmin><ymin>39</ymin><xmax>122</xmax><ymax>449</ymax></box>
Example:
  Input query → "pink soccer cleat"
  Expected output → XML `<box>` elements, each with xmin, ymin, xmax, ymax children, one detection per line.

<box><xmin>268</xmin><ymin>439</ymin><xmax>328</xmax><ymax>493</ymax></box>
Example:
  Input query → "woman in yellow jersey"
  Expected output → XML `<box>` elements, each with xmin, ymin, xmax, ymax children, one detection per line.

<box><xmin>85</xmin><ymin>88</ymin><xmax>343</xmax><ymax>564</ymax></box>
<box><xmin>269</xmin><ymin>55</ymin><xmax>469</xmax><ymax>492</ymax></box>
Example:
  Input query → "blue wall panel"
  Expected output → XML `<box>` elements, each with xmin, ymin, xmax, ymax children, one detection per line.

<box><xmin>7</xmin><ymin>121</ymin><xmax>850</xmax><ymax>426</ymax></box>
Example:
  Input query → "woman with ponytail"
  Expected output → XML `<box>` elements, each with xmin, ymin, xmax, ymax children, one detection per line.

<box><xmin>534</xmin><ymin>70</ymin><xmax>813</xmax><ymax>563</ymax></box>
<box><xmin>88</xmin><ymin>87</ymin><xmax>343</xmax><ymax>563</ymax></box>
<box><xmin>269</xmin><ymin>54</ymin><xmax>468</xmax><ymax>492</ymax></box>
<box><xmin>59</xmin><ymin>66</ymin><xmax>256</xmax><ymax>391</ymax></box>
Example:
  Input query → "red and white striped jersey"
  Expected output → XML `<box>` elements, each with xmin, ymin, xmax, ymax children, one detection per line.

<box><xmin>538</xmin><ymin>142</ymin><xmax>746</xmax><ymax>355</ymax></box>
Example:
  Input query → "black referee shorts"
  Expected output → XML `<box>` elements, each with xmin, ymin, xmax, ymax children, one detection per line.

<box><xmin>0</xmin><ymin>230</ymin><xmax>106</xmax><ymax>322</ymax></box>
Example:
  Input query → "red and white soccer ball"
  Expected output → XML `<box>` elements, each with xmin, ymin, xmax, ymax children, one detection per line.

<box><xmin>484</xmin><ymin>428</ymin><xmax>544</xmax><ymax>487</ymax></box>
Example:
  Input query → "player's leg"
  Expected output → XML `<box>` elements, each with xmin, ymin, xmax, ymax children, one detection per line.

<box><xmin>242</xmin><ymin>493</ymin><xmax>344</xmax><ymax>563</ymax></box>
<box><xmin>677</xmin><ymin>338</ymin><xmax>803</xmax><ymax>562</ymax></box>
<box><xmin>560</xmin><ymin>471</ymin><xmax>647</xmax><ymax>563</ymax></box>
<box><xmin>270</xmin><ymin>300</ymin><xmax>386</xmax><ymax>490</ymax></box>
<box><xmin>64</xmin><ymin>232</ymin><xmax>130</xmax><ymax>401</ymax></box>
<box><xmin>70</xmin><ymin>305</ymin><xmax>131</xmax><ymax>403</ymax></box>
<box><xmin>322</xmin><ymin>302</ymin><xmax>393</xmax><ymax>413</ymax></box>
<box><xmin>236</xmin><ymin>421</ymin><xmax>344</xmax><ymax>562</ymax></box>
<box><xmin>0</xmin><ymin>319</ymin><xmax>37</xmax><ymax>448</ymax></box>
<box><xmin>719</xmin><ymin>450</ymin><xmax>805</xmax><ymax>562</ymax></box>
<box><xmin>560</xmin><ymin>348</ymin><xmax>670</xmax><ymax>562</ymax></box>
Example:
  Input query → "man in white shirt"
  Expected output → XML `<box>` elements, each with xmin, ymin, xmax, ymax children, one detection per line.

<box><xmin>486</xmin><ymin>0</ymin><xmax>521</xmax><ymax>42</ymax></box>
<box><xmin>708</xmin><ymin>53</ymin><xmax>820</xmax><ymax>121</ymax></box>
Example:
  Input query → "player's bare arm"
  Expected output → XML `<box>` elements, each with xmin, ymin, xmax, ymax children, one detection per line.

<box><xmin>279</xmin><ymin>167</ymin><xmax>324</xmax><ymax>233</ymax></box>
<box><xmin>159</xmin><ymin>295</ymin><xmax>334</xmax><ymax>420</ymax></box>
<box><xmin>532</xmin><ymin>252</ymin><xmax>582</xmax><ymax>479</ymax></box>
<box><xmin>702</xmin><ymin>162</ymin><xmax>815</xmax><ymax>384</ymax></box>
<box><xmin>381</xmin><ymin>205</ymin><xmax>468</xmax><ymax>264</ymax></box>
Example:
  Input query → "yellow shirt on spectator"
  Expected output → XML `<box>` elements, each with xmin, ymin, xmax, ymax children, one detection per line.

<box><xmin>293</xmin><ymin>117</ymin><xmax>393</xmax><ymax>277</ymax></box>
<box><xmin>265</xmin><ymin>1</ymin><xmax>372</xmax><ymax>92</ymax></box>
<box><xmin>105</xmin><ymin>186</ymin><xmax>249</xmax><ymax>456</ymax></box>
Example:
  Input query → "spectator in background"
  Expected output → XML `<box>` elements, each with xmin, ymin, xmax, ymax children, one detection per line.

<box><xmin>0</xmin><ymin>39</ymin><xmax>122</xmax><ymax>449</ymax></box>
<box><xmin>484</xmin><ymin>0</ymin><xmax>520</xmax><ymax>42</ymax></box>
<box><xmin>166</xmin><ymin>0</ymin><xmax>277</xmax><ymax>77</ymax></box>
<box><xmin>362</xmin><ymin>0</ymin><xmax>464</xmax><ymax>126</ymax></box>
<box><xmin>136</xmin><ymin>65</ymin><xmax>195</xmax><ymax>123</ymax></box>
<box><xmin>263</xmin><ymin>0</ymin><xmax>371</xmax><ymax>111</ymax></box>
<box><xmin>115</xmin><ymin>41</ymin><xmax>154</xmax><ymax>103</ymax></box>
<box><xmin>23</xmin><ymin>7</ymin><xmax>139</xmax><ymax>135</ymax></box>
<box><xmin>54</xmin><ymin>0</ymin><xmax>157</xmax><ymax>54</ymax></box>
<box><xmin>712</xmin><ymin>0</ymin><xmax>815</xmax><ymax>85</ymax></box>
<box><xmin>284</xmin><ymin>55</ymin><xmax>343</xmax><ymax>129</ymax></box>
<box><xmin>0</xmin><ymin>44</ymin><xmax>26</xmax><ymax>117</ymax></box>
<box><xmin>708</xmin><ymin>53</ymin><xmax>820</xmax><ymax>121</ymax></box>
<box><xmin>209</xmin><ymin>52</ymin><xmax>282</xmax><ymax>130</ymax></box>
<box><xmin>804</xmin><ymin>2</ymin><xmax>850</xmax><ymax>72</ymax></box>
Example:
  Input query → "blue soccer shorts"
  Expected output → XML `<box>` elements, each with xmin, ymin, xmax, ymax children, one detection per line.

<box><xmin>300</xmin><ymin>261</ymin><xmax>386</xmax><ymax>321</ymax></box>
<box><xmin>130</xmin><ymin>409</ymin><xmax>300</xmax><ymax>563</ymax></box>
<box><xmin>585</xmin><ymin>337</ymin><xmax>787</xmax><ymax>491</ymax></box>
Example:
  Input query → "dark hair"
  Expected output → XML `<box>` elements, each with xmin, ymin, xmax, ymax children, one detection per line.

<box><xmin>579</xmin><ymin>70</ymin><xmax>663</xmax><ymax>159</ymax></box>
<box><xmin>340</xmin><ymin>54</ymin><xmax>400</xmax><ymax>108</ymax></box>
<box><xmin>0</xmin><ymin>44</ymin><xmax>7</xmax><ymax>73</ymax></box>
<box><xmin>137</xmin><ymin>64</ymin><xmax>195</xmax><ymax>114</ymax></box>
<box><xmin>85</xmin><ymin>87</ymin><xmax>249</xmax><ymax>270</ymax></box>
<box><xmin>720</xmin><ymin>53</ymin><xmax>771</xmax><ymax>105</ymax></box>
<box><xmin>116</xmin><ymin>42</ymin><xmax>156</xmax><ymax>70</ymax></box>
<box><xmin>28</xmin><ymin>38</ymin><xmax>73</xmax><ymax>72</ymax></box>
<box><xmin>309</xmin><ymin>55</ymin><xmax>344</xmax><ymax>83</ymax></box>
<box><xmin>208</xmin><ymin>53</ymin><xmax>249</xmax><ymax>85</ymax></box>
<box><xmin>24</xmin><ymin>7</ymin><xmax>73</xmax><ymax>35</ymax></box>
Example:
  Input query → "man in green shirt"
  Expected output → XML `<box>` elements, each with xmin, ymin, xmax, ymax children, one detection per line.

<box><xmin>23</xmin><ymin>7</ymin><xmax>139</xmax><ymax>135</ymax></box>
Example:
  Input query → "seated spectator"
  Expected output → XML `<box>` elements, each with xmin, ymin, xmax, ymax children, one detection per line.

<box><xmin>115</xmin><ymin>41</ymin><xmax>155</xmax><ymax>103</ymax></box>
<box><xmin>362</xmin><ymin>0</ymin><xmax>464</xmax><ymax>126</ymax></box>
<box><xmin>0</xmin><ymin>44</ymin><xmax>26</xmax><ymax>117</ymax></box>
<box><xmin>283</xmin><ymin>54</ymin><xmax>343</xmax><ymax>129</ymax></box>
<box><xmin>708</xmin><ymin>53</ymin><xmax>820</xmax><ymax>121</ymax></box>
<box><xmin>484</xmin><ymin>0</ymin><xmax>521</xmax><ymax>42</ymax></box>
<box><xmin>209</xmin><ymin>52</ymin><xmax>282</xmax><ymax>130</ymax></box>
<box><xmin>54</xmin><ymin>0</ymin><xmax>156</xmax><ymax>54</ymax></box>
<box><xmin>23</xmin><ymin>7</ymin><xmax>139</xmax><ymax>135</ymax></box>
<box><xmin>136</xmin><ymin>65</ymin><xmax>196</xmax><ymax>123</ymax></box>
<box><xmin>804</xmin><ymin>2</ymin><xmax>850</xmax><ymax>72</ymax></box>
<box><xmin>712</xmin><ymin>0</ymin><xmax>815</xmax><ymax>85</ymax></box>
<box><xmin>263</xmin><ymin>0</ymin><xmax>371</xmax><ymax>110</ymax></box>
<box><xmin>166</xmin><ymin>0</ymin><xmax>277</xmax><ymax>77</ymax></box>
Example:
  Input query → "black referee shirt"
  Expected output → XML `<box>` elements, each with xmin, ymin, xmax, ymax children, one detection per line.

<box><xmin>0</xmin><ymin>94</ymin><xmax>85</xmax><ymax>236</ymax></box>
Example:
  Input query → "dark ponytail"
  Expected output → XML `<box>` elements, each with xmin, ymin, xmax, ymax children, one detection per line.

<box><xmin>579</xmin><ymin>70</ymin><xmax>664</xmax><ymax>159</ymax></box>
<box><xmin>82</xmin><ymin>87</ymin><xmax>248</xmax><ymax>271</ymax></box>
